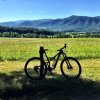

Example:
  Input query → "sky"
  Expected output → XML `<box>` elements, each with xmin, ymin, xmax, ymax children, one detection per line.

<box><xmin>0</xmin><ymin>0</ymin><xmax>100</xmax><ymax>22</ymax></box>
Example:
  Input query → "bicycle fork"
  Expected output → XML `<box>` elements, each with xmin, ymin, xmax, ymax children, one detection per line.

<box><xmin>66</xmin><ymin>60</ymin><xmax>73</xmax><ymax>69</ymax></box>
<box><xmin>63</xmin><ymin>54</ymin><xmax>73</xmax><ymax>70</ymax></box>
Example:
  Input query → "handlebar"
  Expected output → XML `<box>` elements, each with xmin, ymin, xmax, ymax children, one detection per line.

<box><xmin>40</xmin><ymin>44</ymin><xmax>67</xmax><ymax>52</ymax></box>
<box><xmin>57</xmin><ymin>44</ymin><xmax>67</xmax><ymax>51</ymax></box>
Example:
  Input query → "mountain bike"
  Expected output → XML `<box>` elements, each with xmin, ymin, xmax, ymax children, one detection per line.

<box><xmin>24</xmin><ymin>44</ymin><xmax>82</xmax><ymax>80</ymax></box>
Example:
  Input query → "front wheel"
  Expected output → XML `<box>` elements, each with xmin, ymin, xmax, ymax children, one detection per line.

<box><xmin>24</xmin><ymin>57</ymin><xmax>47</xmax><ymax>80</ymax></box>
<box><xmin>60</xmin><ymin>57</ymin><xmax>81</xmax><ymax>79</ymax></box>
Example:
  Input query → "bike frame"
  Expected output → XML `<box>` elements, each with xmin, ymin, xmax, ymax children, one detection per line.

<box><xmin>44</xmin><ymin>49</ymin><xmax>67</xmax><ymax>70</ymax></box>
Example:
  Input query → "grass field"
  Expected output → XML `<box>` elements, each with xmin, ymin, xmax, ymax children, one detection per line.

<box><xmin>0</xmin><ymin>38</ymin><xmax>100</xmax><ymax>61</ymax></box>
<box><xmin>0</xmin><ymin>38</ymin><xmax>100</xmax><ymax>99</ymax></box>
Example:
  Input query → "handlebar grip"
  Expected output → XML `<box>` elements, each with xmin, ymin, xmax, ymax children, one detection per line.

<box><xmin>65</xmin><ymin>44</ymin><xmax>67</xmax><ymax>48</ymax></box>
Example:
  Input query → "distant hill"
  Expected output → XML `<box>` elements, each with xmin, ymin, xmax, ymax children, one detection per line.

<box><xmin>1</xmin><ymin>15</ymin><xmax>100</xmax><ymax>32</ymax></box>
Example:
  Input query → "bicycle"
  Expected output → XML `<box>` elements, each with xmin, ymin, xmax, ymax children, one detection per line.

<box><xmin>24</xmin><ymin>44</ymin><xmax>82</xmax><ymax>80</ymax></box>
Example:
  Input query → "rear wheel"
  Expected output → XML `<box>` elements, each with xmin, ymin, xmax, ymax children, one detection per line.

<box><xmin>24</xmin><ymin>57</ymin><xmax>47</xmax><ymax>80</ymax></box>
<box><xmin>60</xmin><ymin>57</ymin><xmax>81</xmax><ymax>79</ymax></box>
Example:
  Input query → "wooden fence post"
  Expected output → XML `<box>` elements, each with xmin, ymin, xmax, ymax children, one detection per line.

<box><xmin>39</xmin><ymin>46</ymin><xmax>44</xmax><ymax>77</ymax></box>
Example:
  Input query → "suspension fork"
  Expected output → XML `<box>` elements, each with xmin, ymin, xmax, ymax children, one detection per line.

<box><xmin>62</xmin><ymin>53</ymin><xmax>72</xmax><ymax>69</ymax></box>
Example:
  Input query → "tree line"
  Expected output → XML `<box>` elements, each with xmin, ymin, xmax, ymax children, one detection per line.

<box><xmin>0</xmin><ymin>26</ymin><xmax>56</xmax><ymax>37</ymax></box>
<box><xmin>0</xmin><ymin>26</ymin><xmax>100</xmax><ymax>38</ymax></box>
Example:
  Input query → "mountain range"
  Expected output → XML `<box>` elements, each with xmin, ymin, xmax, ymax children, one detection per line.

<box><xmin>1</xmin><ymin>15</ymin><xmax>100</xmax><ymax>32</ymax></box>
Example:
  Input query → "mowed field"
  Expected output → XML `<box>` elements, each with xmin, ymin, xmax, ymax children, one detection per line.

<box><xmin>0</xmin><ymin>38</ymin><xmax>100</xmax><ymax>99</ymax></box>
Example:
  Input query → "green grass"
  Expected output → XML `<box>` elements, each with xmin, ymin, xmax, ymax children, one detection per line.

<box><xmin>0</xmin><ymin>38</ymin><xmax>100</xmax><ymax>61</ymax></box>
<box><xmin>0</xmin><ymin>38</ymin><xmax>100</xmax><ymax>99</ymax></box>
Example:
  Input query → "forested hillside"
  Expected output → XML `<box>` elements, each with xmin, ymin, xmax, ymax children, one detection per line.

<box><xmin>1</xmin><ymin>16</ymin><xmax>100</xmax><ymax>32</ymax></box>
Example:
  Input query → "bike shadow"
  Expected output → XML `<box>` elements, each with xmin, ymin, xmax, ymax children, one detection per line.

<box><xmin>0</xmin><ymin>70</ymin><xmax>100</xmax><ymax>100</ymax></box>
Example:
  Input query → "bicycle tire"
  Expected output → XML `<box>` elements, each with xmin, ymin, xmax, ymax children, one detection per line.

<box><xmin>24</xmin><ymin>57</ymin><xmax>47</xmax><ymax>80</ymax></box>
<box><xmin>60</xmin><ymin>57</ymin><xmax>81</xmax><ymax>79</ymax></box>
